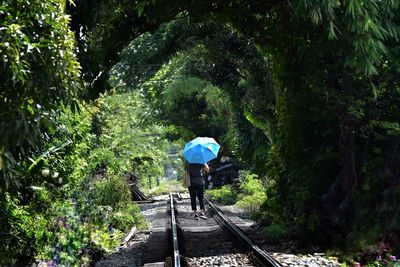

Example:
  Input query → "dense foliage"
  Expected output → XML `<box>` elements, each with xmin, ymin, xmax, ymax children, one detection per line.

<box><xmin>128</xmin><ymin>0</ymin><xmax>399</xmax><ymax>252</ymax></box>
<box><xmin>108</xmin><ymin>0</ymin><xmax>400</xmax><ymax>256</ymax></box>
<box><xmin>0</xmin><ymin>0</ymin><xmax>81</xmax><ymax>190</ymax></box>
<box><xmin>111</xmin><ymin>19</ymin><xmax>275</xmax><ymax>170</ymax></box>
<box><xmin>1</xmin><ymin>0</ymin><xmax>400</xmax><ymax>265</ymax></box>
<box><xmin>207</xmin><ymin>171</ymin><xmax>267</xmax><ymax>216</ymax></box>
<box><xmin>0</xmin><ymin>88</ymin><xmax>168</xmax><ymax>264</ymax></box>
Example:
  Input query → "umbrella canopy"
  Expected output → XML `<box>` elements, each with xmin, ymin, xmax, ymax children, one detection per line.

<box><xmin>183</xmin><ymin>137</ymin><xmax>220</xmax><ymax>164</ymax></box>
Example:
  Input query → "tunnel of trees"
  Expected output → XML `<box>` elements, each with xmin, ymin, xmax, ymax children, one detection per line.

<box><xmin>1</xmin><ymin>0</ymin><xmax>399</xmax><ymax>265</ymax></box>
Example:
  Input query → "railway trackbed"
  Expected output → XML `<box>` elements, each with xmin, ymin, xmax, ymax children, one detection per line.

<box><xmin>98</xmin><ymin>192</ymin><xmax>340</xmax><ymax>267</ymax></box>
<box><xmin>166</xmin><ymin>192</ymin><xmax>282</xmax><ymax>267</ymax></box>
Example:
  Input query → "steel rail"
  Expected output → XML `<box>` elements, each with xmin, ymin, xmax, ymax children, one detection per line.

<box><xmin>205</xmin><ymin>198</ymin><xmax>282</xmax><ymax>267</ymax></box>
<box><xmin>169</xmin><ymin>192</ymin><xmax>181</xmax><ymax>267</ymax></box>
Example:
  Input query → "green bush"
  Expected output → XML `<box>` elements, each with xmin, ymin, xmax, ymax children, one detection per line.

<box><xmin>236</xmin><ymin>172</ymin><xmax>267</xmax><ymax>215</ymax></box>
<box><xmin>92</xmin><ymin>175</ymin><xmax>132</xmax><ymax>209</ymax></box>
<box><xmin>206</xmin><ymin>185</ymin><xmax>237</xmax><ymax>205</ymax></box>
<box><xmin>239</xmin><ymin>172</ymin><xmax>265</xmax><ymax>195</ymax></box>
<box><xmin>88</xmin><ymin>148</ymin><xmax>118</xmax><ymax>176</ymax></box>
<box><xmin>0</xmin><ymin>193</ymin><xmax>48</xmax><ymax>266</ymax></box>
<box><xmin>111</xmin><ymin>203</ymin><xmax>147</xmax><ymax>232</ymax></box>
<box><xmin>0</xmin><ymin>78</ymin><xmax>171</xmax><ymax>265</ymax></box>
<box><xmin>236</xmin><ymin>191</ymin><xmax>267</xmax><ymax>214</ymax></box>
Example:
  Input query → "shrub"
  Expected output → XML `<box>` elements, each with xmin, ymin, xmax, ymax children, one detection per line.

<box><xmin>0</xmin><ymin>193</ymin><xmax>48</xmax><ymax>266</ymax></box>
<box><xmin>111</xmin><ymin>203</ymin><xmax>147</xmax><ymax>232</ymax></box>
<box><xmin>239</xmin><ymin>172</ymin><xmax>264</xmax><ymax>195</ymax></box>
<box><xmin>236</xmin><ymin>172</ymin><xmax>267</xmax><ymax>215</ymax></box>
<box><xmin>236</xmin><ymin>191</ymin><xmax>267</xmax><ymax>214</ymax></box>
<box><xmin>92</xmin><ymin>175</ymin><xmax>132</xmax><ymax>209</ymax></box>
<box><xmin>206</xmin><ymin>185</ymin><xmax>237</xmax><ymax>205</ymax></box>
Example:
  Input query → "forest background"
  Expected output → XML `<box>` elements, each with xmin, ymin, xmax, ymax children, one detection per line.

<box><xmin>0</xmin><ymin>0</ymin><xmax>399</xmax><ymax>265</ymax></box>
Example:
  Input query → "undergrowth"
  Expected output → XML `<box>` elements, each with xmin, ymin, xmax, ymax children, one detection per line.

<box><xmin>0</xmin><ymin>91</ymin><xmax>166</xmax><ymax>266</ymax></box>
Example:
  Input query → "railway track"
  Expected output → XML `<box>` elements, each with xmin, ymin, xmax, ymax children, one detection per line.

<box><xmin>97</xmin><ymin>193</ymin><xmax>340</xmax><ymax>267</ymax></box>
<box><xmin>167</xmin><ymin>192</ymin><xmax>282</xmax><ymax>267</ymax></box>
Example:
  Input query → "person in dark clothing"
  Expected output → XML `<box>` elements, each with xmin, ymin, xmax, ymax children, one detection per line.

<box><xmin>187</xmin><ymin>162</ymin><xmax>209</xmax><ymax>220</ymax></box>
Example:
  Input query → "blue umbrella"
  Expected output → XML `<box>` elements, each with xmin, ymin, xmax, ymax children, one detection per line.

<box><xmin>183</xmin><ymin>137</ymin><xmax>220</xmax><ymax>164</ymax></box>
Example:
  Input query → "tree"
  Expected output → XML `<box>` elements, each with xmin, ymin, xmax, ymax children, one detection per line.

<box><xmin>0</xmin><ymin>0</ymin><xmax>81</xmax><ymax>190</ymax></box>
<box><xmin>124</xmin><ymin>0</ymin><xmax>400</xmax><ymax>245</ymax></box>
<box><xmin>111</xmin><ymin>19</ymin><xmax>276</xmax><ymax>170</ymax></box>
